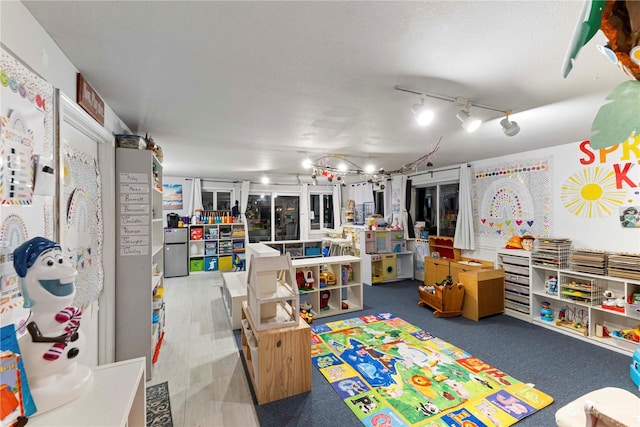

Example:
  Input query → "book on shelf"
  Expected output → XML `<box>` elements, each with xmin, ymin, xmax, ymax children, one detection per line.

<box><xmin>0</xmin><ymin>324</ymin><xmax>36</xmax><ymax>426</ymax></box>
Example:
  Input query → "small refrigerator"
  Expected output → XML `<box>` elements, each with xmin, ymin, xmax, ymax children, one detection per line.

<box><xmin>164</xmin><ymin>228</ymin><xmax>189</xmax><ymax>277</ymax></box>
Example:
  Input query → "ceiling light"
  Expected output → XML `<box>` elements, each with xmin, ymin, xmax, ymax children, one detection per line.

<box><xmin>337</xmin><ymin>162</ymin><xmax>348</xmax><ymax>172</ymax></box>
<box><xmin>500</xmin><ymin>115</ymin><xmax>520</xmax><ymax>137</ymax></box>
<box><xmin>411</xmin><ymin>99</ymin><xmax>434</xmax><ymax>127</ymax></box>
<box><xmin>261</xmin><ymin>175</ymin><xmax>269</xmax><ymax>184</ymax></box>
<box><xmin>395</xmin><ymin>86</ymin><xmax>519</xmax><ymax>137</ymax></box>
<box><xmin>456</xmin><ymin>109</ymin><xmax>482</xmax><ymax>133</ymax></box>
<box><xmin>364</xmin><ymin>164</ymin><xmax>375</xmax><ymax>174</ymax></box>
<box><xmin>302</xmin><ymin>157</ymin><xmax>313</xmax><ymax>169</ymax></box>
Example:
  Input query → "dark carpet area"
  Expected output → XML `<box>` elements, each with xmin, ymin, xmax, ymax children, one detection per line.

<box><xmin>146</xmin><ymin>381</ymin><xmax>174</xmax><ymax>427</ymax></box>
<box><xmin>234</xmin><ymin>280</ymin><xmax>637</xmax><ymax>426</ymax></box>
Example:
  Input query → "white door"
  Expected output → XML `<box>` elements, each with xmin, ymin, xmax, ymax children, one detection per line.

<box><xmin>59</xmin><ymin>92</ymin><xmax>115</xmax><ymax>366</ymax></box>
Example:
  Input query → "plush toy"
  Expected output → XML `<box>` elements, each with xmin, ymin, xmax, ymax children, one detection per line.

<box><xmin>13</xmin><ymin>237</ymin><xmax>93</xmax><ymax>415</ymax></box>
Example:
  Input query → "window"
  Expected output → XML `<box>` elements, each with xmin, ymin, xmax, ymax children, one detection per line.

<box><xmin>201</xmin><ymin>190</ymin><xmax>231</xmax><ymax>211</ymax></box>
<box><xmin>310</xmin><ymin>194</ymin><xmax>334</xmax><ymax>230</ymax></box>
<box><xmin>247</xmin><ymin>193</ymin><xmax>300</xmax><ymax>243</ymax></box>
<box><xmin>375</xmin><ymin>191</ymin><xmax>384</xmax><ymax>215</ymax></box>
<box><xmin>247</xmin><ymin>194</ymin><xmax>272</xmax><ymax>243</ymax></box>
<box><xmin>415</xmin><ymin>183</ymin><xmax>459</xmax><ymax>237</ymax></box>
<box><xmin>274</xmin><ymin>195</ymin><xmax>300</xmax><ymax>241</ymax></box>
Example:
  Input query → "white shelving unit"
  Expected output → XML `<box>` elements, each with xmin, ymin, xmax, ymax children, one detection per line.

<box><xmin>496</xmin><ymin>249</ymin><xmax>532</xmax><ymax>321</ymax></box>
<box><xmin>497</xmin><ymin>242</ymin><xmax>640</xmax><ymax>356</ymax></box>
<box><xmin>292</xmin><ymin>255</ymin><xmax>363</xmax><ymax>319</ymax></box>
<box><xmin>530</xmin><ymin>264</ymin><xmax>640</xmax><ymax>355</ymax></box>
<box><xmin>263</xmin><ymin>239</ymin><xmax>324</xmax><ymax>259</ymax></box>
<box><xmin>115</xmin><ymin>147</ymin><xmax>164</xmax><ymax>379</ymax></box>
<box><xmin>188</xmin><ymin>223</ymin><xmax>245</xmax><ymax>273</ymax></box>
<box><xmin>29</xmin><ymin>357</ymin><xmax>146</xmax><ymax>427</ymax></box>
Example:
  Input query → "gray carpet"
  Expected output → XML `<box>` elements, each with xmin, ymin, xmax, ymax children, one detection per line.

<box><xmin>235</xmin><ymin>279</ymin><xmax>638</xmax><ymax>426</ymax></box>
<box><xmin>146</xmin><ymin>381</ymin><xmax>173</xmax><ymax>427</ymax></box>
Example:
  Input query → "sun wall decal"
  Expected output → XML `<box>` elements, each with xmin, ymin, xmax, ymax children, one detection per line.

<box><xmin>561</xmin><ymin>166</ymin><xmax>627</xmax><ymax>217</ymax></box>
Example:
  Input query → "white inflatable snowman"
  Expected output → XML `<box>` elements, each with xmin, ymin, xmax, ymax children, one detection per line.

<box><xmin>13</xmin><ymin>237</ymin><xmax>93</xmax><ymax>415</ymax></box>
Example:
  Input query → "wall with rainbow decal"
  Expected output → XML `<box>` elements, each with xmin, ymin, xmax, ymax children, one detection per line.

<box><xmin>469</xmin><ymin>137</ymin><xmax>640</xmax><ymax>255</ymax></box>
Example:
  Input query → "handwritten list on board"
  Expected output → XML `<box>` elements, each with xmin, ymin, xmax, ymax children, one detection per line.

<box><xmin>119</xmin><ymin>172</ymin><xmax>149</xmax><ymax>256</ymax></box>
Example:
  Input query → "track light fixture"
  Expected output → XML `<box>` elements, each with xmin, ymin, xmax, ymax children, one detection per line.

<box><xmin>395</xmin><ymin>85</ymin><xmax>518</xmax><ymax>136</ymax></box>
<box><xmin>411</xmin><ymin>98</ymin><xmax>434</xmax><ymax>127</ymax></box>
<box><xmin>500</xmin><ymin>114</ymin><xmax>520</xmax><ymax>137</ymax></box>
<box><xmin>456</xmin><ymin>109</ymin><xmax>482</xmax><ymax>133</ymax></box>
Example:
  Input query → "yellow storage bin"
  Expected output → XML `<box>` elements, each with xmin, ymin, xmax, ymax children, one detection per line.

<box><xmin>218</xmin><ymin>255</ymin><xmax>233</xmax><ymax>271</ymax></box>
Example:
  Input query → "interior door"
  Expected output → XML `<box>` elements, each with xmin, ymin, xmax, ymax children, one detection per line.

<box><xmin>59</xmin><ymin>92</ymin><xmax>115</xmax><ymax>366</ymax></box>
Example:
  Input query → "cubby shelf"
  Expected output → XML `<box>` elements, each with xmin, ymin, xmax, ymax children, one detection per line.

<box><xmin>188</xmin><ymin>223</ymin><xmax>245</xmax><ymax>273</ymax></box>
<box><xmin>291</xmin><ymin>255</ymin><xmax>363</xmax><ymax>319</ymax></box>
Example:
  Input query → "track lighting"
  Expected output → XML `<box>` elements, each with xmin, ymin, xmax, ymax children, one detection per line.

<box><xmin>395</xmin><ymin>85</ymin><xmax>518</xmax><ymax>136</ymax></box>
<box><xmin>411</xmin><ymin>98</ymin><xmax>434</xmax><ymax>127</ymax></box>
<box><xmin>456</xmin><ymin>109</ymin><xmax>482</xmax><ymax>133</ymax></box>
<box><xmin>500</xmin><ymin>115</ymin><xmax>520</xmax><ymax>137</ymax></box>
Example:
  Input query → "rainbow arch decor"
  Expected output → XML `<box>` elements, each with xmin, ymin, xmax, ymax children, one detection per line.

<box><xmin>311</xmin><ymin>313</ymin><xmax>553</xmax><ymax>426</ymax></box>
<box><xmin>473</xmin><ymin>158</ymin><xmax>551</xmax><ymax>237</ymax></box>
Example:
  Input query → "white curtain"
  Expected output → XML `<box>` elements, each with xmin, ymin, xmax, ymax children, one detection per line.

<box><xmin>384</xmin><ymin>180</ymin><xmax>392</xmax><ymax>224</ymax></box>
<box><xmin>241</xmin><ymin>180</ymin><xmax>250</xmax><ymax>246</ymax></box>
<box><xmin>454</xmin><ymin>164</ymin><xmax>475</xmax><ymax>250</ymax></box>
<box><xmin>332</xmin><ymin>184</ymin><xmax>342</xmax><ymax>229</ymax></box>
<box><xmin>353</xmin><ymin>182</ymin><xmax>374</xmax><ymax>205</ymax></box>
<box><xmin>187</xmin><ymin>178</ymin><xmax>203</xmax><ymax>217</ymax></box>
<box><xmin>300</xmin><ymin>184</ymin><xmax>309</xmax><ymax>239</ymax></box>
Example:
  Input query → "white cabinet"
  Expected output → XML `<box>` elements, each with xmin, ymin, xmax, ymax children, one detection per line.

<box><xmin>496</xmin><ymin>249</ymin><xmax>531</xmax><ymax>321</ymax></box>
<box><xmin>292</xmin><ymin>255</ymin><xmax>363</xmax><ymax>318</ymax></box>
<box><xmin>115</xmin><ymin>148</ymin><xmax>164</xmax><ymax>379</ymax></box>
<box><xmin>29</xmin><ymin>358</ymin><xmax>146</xmax><ymax>427</ymax></box>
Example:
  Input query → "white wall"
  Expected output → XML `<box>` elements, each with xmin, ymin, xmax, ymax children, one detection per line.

<box><xmin>2</xmin><ymin>2</ymin><xmax>130</xmax><ymax>365</ymax></box>
<box><xmin>1</xmin><ymin>2</ymin><xmax>130</xmax><ymax>136</ymax></box>
<box><xmin>470</xmin><ymin>138</ymin><xmax>640</xmax><ymax>257</ymax></box>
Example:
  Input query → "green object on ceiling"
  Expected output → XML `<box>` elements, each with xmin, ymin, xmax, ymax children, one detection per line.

<box><xmin>562</xmin><ymin>0</ymin><xmax>606</xmax><ymax>78</ymax></box>
<box><xmin>590</xmin><ymin>80</ymin><xmax>640</xmax><ymax>149</ymax></box>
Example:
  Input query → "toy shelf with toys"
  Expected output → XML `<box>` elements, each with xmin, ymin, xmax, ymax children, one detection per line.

<box><xmin>188</xmin><ymin>223</ymin><xmax>245</xmax><ymax>273</ymax></box>
<box><xmin>529</xmin><ymin>248</ymin><xmax>640</xmax><ymax>356</ymax></box>
<box><xmin>291</xmin><ymin>255</ymin><xmax>363</xmax><ymax>320</ymax></box>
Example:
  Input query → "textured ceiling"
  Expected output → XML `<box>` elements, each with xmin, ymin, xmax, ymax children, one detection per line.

<box><xmin>22</xmin><ymin>1</ymin><xmax>628</xmax><ymax>183</ymax></box>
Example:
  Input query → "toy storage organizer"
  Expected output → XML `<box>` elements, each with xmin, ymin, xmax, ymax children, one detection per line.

<box><xmin>188</xmin><ymin>223</ymin><xmax>245</xmax><ymax>273</ymax></box>
<box><xmin>292</xmin><ymin>255</ymin><xmax>363</xmax><ymax>319</ymax></box>
<box><xmin>523</xmin><ymin>241</ymin><xmax>640</xmax><ymax>356</ymax></box>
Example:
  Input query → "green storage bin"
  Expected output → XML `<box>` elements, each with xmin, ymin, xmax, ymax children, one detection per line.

<box><xmin>190</xmin><ymin>258</ymin><xmax>204</xmax><ymax>272</ymax></box>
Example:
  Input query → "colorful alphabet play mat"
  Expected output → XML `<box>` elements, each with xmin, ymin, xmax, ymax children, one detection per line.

<box><xmin>311</xmin><ymin>313</ymin><xmax>553</xmax><ymax>426</ymax></box>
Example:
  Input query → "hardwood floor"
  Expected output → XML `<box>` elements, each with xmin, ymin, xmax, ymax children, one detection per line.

<box><xmin>147</xmin><ymin>273</ymin><xmax>259</xmax><ymax>427</ymax></box>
